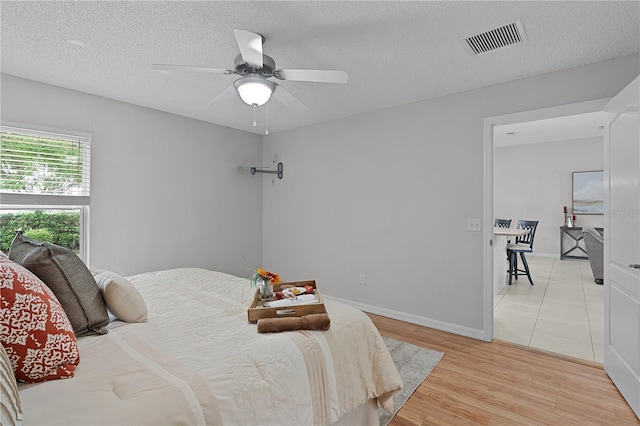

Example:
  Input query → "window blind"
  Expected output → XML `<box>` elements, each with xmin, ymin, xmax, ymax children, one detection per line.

<box><xmin>0</xmin><ymin>124</ymin><xmax>91</xmax><ymax>206</ymax></box>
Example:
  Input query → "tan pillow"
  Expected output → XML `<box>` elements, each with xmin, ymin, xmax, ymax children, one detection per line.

<box><xmin>8</xmin><ymin>233</ymin><xmax>109</xmax><ymax>336</ymax></box>
<box><xmin>0</xmin><ymin>344</ymin><xmax>23</xmax><ymax>426</ymax></box>
<box><xmin>92</xmin><ymin>270</ymin><xmax>148</xmax><ymax>323</ymax></box>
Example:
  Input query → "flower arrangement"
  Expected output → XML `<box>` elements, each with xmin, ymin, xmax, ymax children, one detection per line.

<box><xmin>251</xmin><ymin>267</ymin><xmax>281</xmax><ymax>286</ymax></box>
<box><xmin>242</xmin><ymin>259</ymin><xmax>281</xmax><ymax>301</ymax></box>
<box><xmin>251</xmin><ymin>267</ymin><xmax>280</xmax><ymax>300</ymax></box>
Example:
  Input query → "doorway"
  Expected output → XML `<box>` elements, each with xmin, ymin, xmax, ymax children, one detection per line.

<box><xmin>482</xmin><ymin>98</ymin><xmax>611</xmax><ymax>357</ymax></box>
<box><xmin>492</xmin><ymin>116</ymin><xmax>605</xmax><ymax>362</ymax></box>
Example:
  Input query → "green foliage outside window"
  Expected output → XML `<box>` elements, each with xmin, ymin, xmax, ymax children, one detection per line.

<box><xmin>1</xmin><ymin>131</ymin><xmax>84</xmax><ymax>194</ymax></box>
<box><xmin>0</xmin><ymin>211</ymin><xmax>80</xmax><ymax>254</ymax></box>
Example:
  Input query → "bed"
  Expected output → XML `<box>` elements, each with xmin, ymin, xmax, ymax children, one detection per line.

<box><xmin>10</xmin><ymin>267</ymin><xmax>403</xmax><ymax>425</ymax></box>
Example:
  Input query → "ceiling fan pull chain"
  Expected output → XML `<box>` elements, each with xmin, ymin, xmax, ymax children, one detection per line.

<box><xmin>253</xmin><ymin>105</ymin><xmax>257</xmax><ymax>127</ymax></box>
<box><xmin>265</xmin><ymin>103</ymin><xmax>269</xmax><ymax>135</ymax></box>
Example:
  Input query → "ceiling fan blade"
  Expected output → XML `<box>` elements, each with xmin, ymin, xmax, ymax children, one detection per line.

<box><xmin>273</xmin><ymin>69</ymin><xmax>348</xmax><ymax>84</ymax></box>
<box><xmin>207</xmin><ymin>86</ymin><xmax>238</xmax><ymax>107</ymax></box>
<box><xmin>272</xmin><ymin>85</ymin><xmax>308</xmax><ymax>113</ymax></box>
<box><xmin>233</xmin><ymin>29</ymin><xmax>263</xmax><ymax>68</ymax></box>
<box><xmin>151</xmin><ymin>63</ymin><xmax>232</xmax><ymax>74</ymax></box>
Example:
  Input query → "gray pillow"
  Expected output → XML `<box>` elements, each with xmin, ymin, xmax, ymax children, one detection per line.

<box><xmin>8</xmin><ymin>233</ymin><xmax>109</xmax><ymax>336</ymax></box>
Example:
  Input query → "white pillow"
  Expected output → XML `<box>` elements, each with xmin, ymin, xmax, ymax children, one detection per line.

<box><xmin>1</xmin><ymin>344</ymin><xmax>23</xmax><ymax>426</ymax></box>
<box><xmin>91</xmin><ymin>270</ymin><xmax>148</xmax><ymax>323</ymax></box>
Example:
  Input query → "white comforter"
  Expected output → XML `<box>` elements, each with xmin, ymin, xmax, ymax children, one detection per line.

<box><xmin>17</xmin><ymin>268</ymin><xmax>402</xmax><ymax>425</ymax></box>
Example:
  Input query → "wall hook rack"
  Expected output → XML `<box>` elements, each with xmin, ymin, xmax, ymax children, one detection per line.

<box><xmin>250</xmin><ymin>162</ymin><xmax>283</xmax><ymax>179</ymax></box>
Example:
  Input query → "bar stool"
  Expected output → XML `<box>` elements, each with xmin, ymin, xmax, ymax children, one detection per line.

<box><xmin>495</xmin><ymin>219</ymin><xmax>512</xmax><ymax>245</ymax></box>
<box><xmin>507</xmin><ymin>220</ymin><xmax>539</xmax><ymax>285</ymax></box>
<box><xmin>494</xmin><ymin>218</ymin><xmax>512</xmax><ymax>228</ymax></box>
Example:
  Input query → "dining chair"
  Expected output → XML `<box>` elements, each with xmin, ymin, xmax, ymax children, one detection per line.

<box><xmin>507</xmin><ymin>220</ymin><xmax>539</xmax><ymax>285</ymax></box>
<box><xmin>494</xmin><ymin>218</ymin><xmax>512</xmax><ymax>228</ymax></box>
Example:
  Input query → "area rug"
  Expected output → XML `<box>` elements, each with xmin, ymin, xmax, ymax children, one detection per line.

<box><xmin>379</xmin><ymin>336</ymin><xmax>444</xmax><ymax>426</ymax></box>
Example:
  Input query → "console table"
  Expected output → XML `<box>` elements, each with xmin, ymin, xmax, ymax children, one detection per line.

<box><xmin>560</xmin><ymin>226</ymin><xmax>603</xmax><ymax>260</ymax></box>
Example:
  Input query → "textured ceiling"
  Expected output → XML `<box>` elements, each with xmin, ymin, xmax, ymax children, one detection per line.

<box><xmin>1</xmin><ymin>1</ymin><xmax>639</xmax><ymax>135</ymax></box>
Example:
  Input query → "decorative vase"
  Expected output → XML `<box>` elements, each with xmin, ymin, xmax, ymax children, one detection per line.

<box><xmin>258</xmin><ymin>280</ymin><xmax>274</xmax><ymax>300</ymax></box>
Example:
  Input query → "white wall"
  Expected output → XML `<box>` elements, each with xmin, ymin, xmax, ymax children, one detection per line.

<box><xmin>0</xmin><ymin>74</ymin><xmax>263</xmax><ymax>277</ymax></box>
<box><xmin>262</xmin><ymin>54</ymin><xmax>639</xmax><ymax>337</ymax></box>
<box><xmin>2</xmin><ymin>54</ymin><xmax>637</xmax><ymax>338</ymax></box>
<box><xmin>494</xmin><ymin>137</ymin><xmax>604</xmax><ymax>256</ymax></box>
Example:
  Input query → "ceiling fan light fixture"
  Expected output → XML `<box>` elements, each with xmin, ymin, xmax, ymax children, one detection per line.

<box><xmin>233</xmin><ymin>75</ymin><xmax>276</xmax><ymax>106</ymax></box>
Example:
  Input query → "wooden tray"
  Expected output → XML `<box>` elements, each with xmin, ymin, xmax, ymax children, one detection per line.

<box><xmin>247</xmin><ymin>280</ymin><xmax>326</xmax><ymax>323</ymax></box>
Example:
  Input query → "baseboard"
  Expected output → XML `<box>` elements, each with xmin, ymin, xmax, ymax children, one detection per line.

<box><xmin>322</xmin><ymin>294</ymin><xmax>485</xmax><ymax>341</ymax></box>
<box><xmin>532</xmin><ymin>252</ymin><xmax>589</xmax><ymax>261</ymax></box>
<box><xmin>531</xmin><ymin>252</ymin><xmax>558</xmax><ymax>258</ymax></box>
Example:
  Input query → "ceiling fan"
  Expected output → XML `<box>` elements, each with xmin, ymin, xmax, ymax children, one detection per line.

<box><xmin>151</xmin><ymin>29</ymin><xmax>349</xmax><ymax>113</ymax></box>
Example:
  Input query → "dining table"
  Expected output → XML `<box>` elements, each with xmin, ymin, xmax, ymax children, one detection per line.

<box><xmin>493</xmin><ymin>227</ymin><xmax>529</xmax><ymax>293</ymax></box>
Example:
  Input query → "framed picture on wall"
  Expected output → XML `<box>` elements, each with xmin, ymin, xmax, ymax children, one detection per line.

<box><xmin>572</xmin><ymin>170</ymin><xmax>604</xmax><ymax>215</ymax></box>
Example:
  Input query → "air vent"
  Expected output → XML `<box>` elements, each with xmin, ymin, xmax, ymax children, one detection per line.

<box><xmin>464</xmin><ymin>20</ymin><xmax>528</xmax><ymax>55</ymax></box>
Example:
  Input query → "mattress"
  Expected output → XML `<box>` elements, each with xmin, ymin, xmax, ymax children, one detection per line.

<box><xmin>17</xmin><ymin>268</ymin><xmax>402</xmax><ymax>425</ymax></box>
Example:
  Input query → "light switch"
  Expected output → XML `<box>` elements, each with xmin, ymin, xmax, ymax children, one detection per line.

<box><xmin>467</xmin><ymin>218</ymin><xmax>481</xmax><ymax>232</ymax></box>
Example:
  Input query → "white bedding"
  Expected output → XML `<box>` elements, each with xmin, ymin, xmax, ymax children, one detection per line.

<box><xmin>17</xmin><ymin>268</ymin><xmax>402</xmax><ymax>425</ymax></box>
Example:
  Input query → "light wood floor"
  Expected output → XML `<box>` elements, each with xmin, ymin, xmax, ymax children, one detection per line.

<box><xmin>368</xmin><ymin>313</ymin><xmax>639</xmax><ymax>426</ymax></box>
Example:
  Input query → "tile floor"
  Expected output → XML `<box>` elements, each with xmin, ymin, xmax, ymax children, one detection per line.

<box><xmin>494</xmin><ymin>255</ymin><xmax>604</xmax><ymax>363</ymax></box>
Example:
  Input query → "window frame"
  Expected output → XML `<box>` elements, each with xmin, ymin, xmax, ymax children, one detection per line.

<box><xmin>1</xmin><ymin>121</ymin><xmax>92</xmax><ymax>263</ymax></box>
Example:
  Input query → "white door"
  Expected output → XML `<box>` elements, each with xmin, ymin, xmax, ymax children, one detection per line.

<box><xmin>604</xmin><ymin>75</ymin><xmax>640</xmax><ymax>419</ymax></box>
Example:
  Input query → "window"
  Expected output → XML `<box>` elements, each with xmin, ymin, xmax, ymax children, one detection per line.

<box><xmin>0</xmin><ymin>123</ymin><xmax>91</xmax><ymax>262</ymax></box>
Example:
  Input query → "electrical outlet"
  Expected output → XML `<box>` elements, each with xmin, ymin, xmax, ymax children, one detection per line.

<box><xmin>359</xmin><ymin>274</ymin><xmax>366</xmax><ymax>285</ymax></box>
<box><xmin>467</xmin><ymin>218</ymin><xmax>482</xmax><ymax>232</ymax></box>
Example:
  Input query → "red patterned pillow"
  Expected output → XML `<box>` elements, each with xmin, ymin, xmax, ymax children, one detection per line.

<box><xmin>0</xmin><ymin>256</ymin><xmax>80</xmax><ymax>383</ymax></box>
